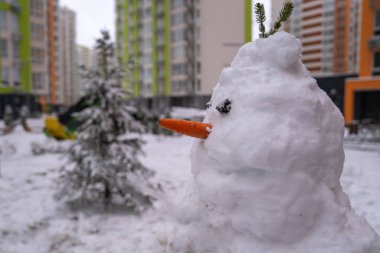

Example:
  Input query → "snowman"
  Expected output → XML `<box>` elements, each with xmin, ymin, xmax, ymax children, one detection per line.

<box><xmin>158</xmin><ymin>4</ymin><xmax>380</xmax><ymax>253</ymax></box>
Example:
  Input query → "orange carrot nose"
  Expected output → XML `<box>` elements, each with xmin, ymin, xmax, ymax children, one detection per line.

<box><xmin>159</xmin><ymin>118</ymin><xmax>212</xmax><ymax>139</ymax></box>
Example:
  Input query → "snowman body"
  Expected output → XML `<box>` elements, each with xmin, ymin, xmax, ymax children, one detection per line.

<box><xmin>164</xmin><ymin>32</ymin><xmax>380</xmax><ymax>253</ymax></box>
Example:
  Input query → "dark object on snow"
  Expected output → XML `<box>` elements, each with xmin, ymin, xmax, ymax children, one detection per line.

<box><xmin>216</xmin><ymin>99</ymin><xmax>232</xmax><ymax>114</ymax></box>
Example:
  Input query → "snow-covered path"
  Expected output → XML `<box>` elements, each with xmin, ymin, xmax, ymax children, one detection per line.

<box><xmin>0</xmin><ymin>129</ymin><xmax>379</xmax><ymax>252</ymax></box>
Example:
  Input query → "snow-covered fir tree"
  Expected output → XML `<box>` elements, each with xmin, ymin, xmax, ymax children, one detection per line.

<box><xmin>56</xmin><ymin>31</ymin><xmax>156</xmax><ymax>210</ymax></box>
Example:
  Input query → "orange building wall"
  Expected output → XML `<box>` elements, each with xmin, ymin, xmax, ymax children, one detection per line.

<box><xmin>344</xmin><ymin>1</ymin><xmax>380</xmax><ymax>124</ymax></box>
<box><xmin>344</xmin><ymin>78</ymin><xmax>380</xmax><ymax>123</ymax></box>
<box><xmin>359</xmin><ymin>0</ymin><xmax>374</xmax><ymax>77</ymax></box>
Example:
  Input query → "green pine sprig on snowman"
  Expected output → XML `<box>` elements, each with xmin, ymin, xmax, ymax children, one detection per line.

<box><xmin>255</xmin><ymin>1</ymin><xmax>294</xmax><ymax>38</ymax></box>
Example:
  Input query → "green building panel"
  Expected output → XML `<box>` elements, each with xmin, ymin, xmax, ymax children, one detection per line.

<box><xmin>245</xmin><ymin>0</ymin><xmax>253</xmax><ymax>43</ymax></box>
<box><xmin>0</xmin><ymin>2</ymin><xmax>11</xmax><ymax>93</ymax></box>
<box><xmin>0</xmin><ymin>0</ymin><xmax>32</xmax><ymax>94</ymax></box>
<box><xmin>163</xmin><ymin>0</ymin><xmax>170</xmax><ymax>96</ymax></box>
<box><xmin>18</xmin><ymin>0</ymin><xmax>32</xmax><ymax>92</ymax></box>
<box><xmin>122</xmin><ymin>0</ymin><xmax>130</xmax><ymax>91</ymax></box>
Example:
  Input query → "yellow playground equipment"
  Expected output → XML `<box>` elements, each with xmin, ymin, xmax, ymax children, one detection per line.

<box><xmin>44</xmin><ymin>116</ymin><xmax>76</xmax><ymax>140</ymax></box>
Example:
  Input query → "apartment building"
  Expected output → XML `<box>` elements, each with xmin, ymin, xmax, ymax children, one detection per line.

<box><xmin>77</xmin><ymin>45</ymin><xmax>96</xmax><ymax>70</ymax></box>
<box><xmin>0</xmin><ymin>0</ymin><xmax>35</xmax><ymax>115</ymax></box>
<box><xmin>277</xmin><ymin>0</ymin><xmax>360</xmax><ymax>75</ymax></box>
<box><xmin>116</xmin><ymin>0</ymin><xmax>252</xmax><ymax>107</ymax></box>
<box><xmin>59</xmin><ymin>6</ymin><xmax>77</xmax><ymax>106</ymax></box>
<box><xmin>0</xmin><ymin>0</ymin><xmax>77</xmax><ymax>117</ymax></box>
<box><xmin>345</xmin><ymin>0</ymin><xmax>380</xmax><ymax>124</ymax></box>
<box><xmin>30</xmin><ymin>0</ymin><xmax>49</xmax><ymax>97</ymax></box>
<box><xmin>77</xmin><ymin>44</ymin><xmax>97</xmax><ymax>97</ymax></box>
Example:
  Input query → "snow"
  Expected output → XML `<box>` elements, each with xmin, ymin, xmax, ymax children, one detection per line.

<box><xmin>163</xmin><ymin>32</ymin><xmax>380</xmax><ymax>252</ymax></box>
<box><xmin>0</xmin><ymin>126</ymin><xmax>379</xmax><ymax>252</ymax></box>
<box><xmin>170</xmin><ymin>107</ymin><xmax>206</xmax><ymax>121</ymax></box>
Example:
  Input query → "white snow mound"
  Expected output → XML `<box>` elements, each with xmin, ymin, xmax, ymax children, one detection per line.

<box><xmin>161</xmin><ymin>32</ymin><xmax>380</xmax><ymax>253</ymax></box>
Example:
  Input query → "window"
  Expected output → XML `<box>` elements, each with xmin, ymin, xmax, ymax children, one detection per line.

<box><xmin>1</xmin><ymin>66</ymin><xmax>9</xmax><ymax>85</ymax></box>
<box><xmin>31</xmin><ymin>23</ymin><xmax>44</xmax><ymax>40</ymax></box>
<box><xmin>172</xmin><ymin>30</ymin><xmax>186</xmax><ymax>42</ymax></box>
<box><xmin>32</xmin><ymin>72</ymin><xmax>44</xmax><ymax>89</ymax></box>
<box><xmin>172</xmin><ymin>46</ymin><xmax>185</xmax><ymax>59</ymax></box>
<box><xmin>171</xmin><ymin>0</ymin><xmax>185</xmax><ymax>9</ymax></box>
<box><xmin>373</xmin><ymin>52</ymin><xmax>380</xmax><ymax>70</ymax></box>
<box><xmin>1</xmin><ymin>39</ymin><xmax>8</xmax><ymax>58</ymax></box>
<box><xmin>11</xmin><ymin>13</ymin><xmax>18</xmax><ymax>33</ymax></box>
<box><xmin>30</xmin><ymin>0</ymin><xmax>43</xmax><ymax>16</ymax></box>
<box><xmin>172</xmin><ymin>12</ymin><xmax>186</xmax><ymax>26</ymax></box>
<box><xmin>172</xmin><ymin>79</ymin><xmax>187</xmax><ymax>92</ymax></box>
<box><xmin>144</xmin><ymin>53</ymin><xmax>151</xmax><ymax>64</ymax></box>
<box><xmin>142</xmin><ymin>24</ymin><xmax>151</xmax><ymax>35</ymax></box>
<box><xmin>172</xmin><ymin>63</ymin><xmax>187</xmax><ymax>75</ymax></box>
<box><xmin>143</xmin><ymin>68</ymin><xmax>152</xmax><ymax>80</ymax></box>
<box><xmin>375</xmin><ymin>10</ymin><xmax>380</xmax><ymax>35</ymax></box>
<box><xmin>32</xmin><ymin>47</ymin><xmax>44</xmax><ymax>64</ymax></box>
<box><xmin>13</xmin><ymin>41</ymin><xmax>18</xmax><ymax>59</ymax></box>
<box><xmin>13</xmin><ymin>65</ymin><xmax>20</xmax><ymax>85</ymax></box>
<box><xmin>0</xmin><ymin>10</ymin><xmax>7</xmax><ymax>31</ymax></box>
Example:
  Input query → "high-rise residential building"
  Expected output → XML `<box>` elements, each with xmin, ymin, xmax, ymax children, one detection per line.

<box><xmin>116</xmin><ymin>0</ymin><xmax>252</xmax><ymax>107</ymax></box>
<box><xmin>283</xmin><ymin>0</ymin><xmax>360</xmax><ymax>75</ymax></box>
<box><xmin>59</xmin><ymin>6</ymin><xmax>77</xmax><ymax>106</ymax></box>
<box><xmin>30</xmin><ymin>0</ymin><xmax>49</xmax><ymax>100</ymax></box>
<box><xmin>289</xmin><ymin>0</ymin><xmax>334</xmax><ymax>74</ymax></box>
<box><xmin>46</xmin><ymin>0</ymin><xmax>61</xmax><ymax>106</ymax></box>
<box><xmin>77</xmin><ymin>45</ymin><xmax>96</xmax><ymax>70</ymax></box>
<box><xmin>344</xmin><ymin>0</ymin><xmax>380</xmax><ymax>124</ymax></box>
<box><xmin>0</xmin><ymin>0</ymin><xmax>78</xmax><ymax>117</ymax></box>
<box><xmin>77</xmin><ymin>44</ymin><xmax>97</xmax><ymax>97</ymax></box>
<box><xmin>0</xmin><ymin>0</ymin><xmax>35</xmax><ymax>115</ymax></box>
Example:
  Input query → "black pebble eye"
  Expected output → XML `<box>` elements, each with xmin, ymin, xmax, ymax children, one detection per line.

<box><xmin>216</xmin><ymin>99</ymin><xmax>232</xmax><ymax>114</ymax></box>
<box><xmin>206</xmin><ymin>101</ymin><xmax>212</xmax><ymax>109</ymax></box>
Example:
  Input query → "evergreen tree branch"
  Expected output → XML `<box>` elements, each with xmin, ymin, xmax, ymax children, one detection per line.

<box><xmin>254</xmin><ymin>3</ymin><xmax>267</xmax><ymax>38</ymax></box>
<box><xmin>267</xmin><ymin>2</ymin><xmax>294</xmax><ymax>36</ymax></box>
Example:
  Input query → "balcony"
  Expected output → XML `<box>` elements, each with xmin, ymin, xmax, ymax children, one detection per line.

<box><xmin>369</xmin><ymin>36</ymin><xmax>380</xmax><ymax>48</ymax></box>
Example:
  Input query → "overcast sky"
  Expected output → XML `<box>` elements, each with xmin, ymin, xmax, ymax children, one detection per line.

<box><xmin>60</xmin><ymin>0</ymin><xmax>270</xmax><ymax>47</ymax></box>
<box><xmin>60</xmin><ymin>0</ymin><xmax>116</xmax><ymax>47</ymax></box>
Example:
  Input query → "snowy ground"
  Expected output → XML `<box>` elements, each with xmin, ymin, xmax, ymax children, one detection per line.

<box><xmin>0</xmin><ymin>122</ymin><xmax>379</xmax><ymax>252</ymax></box>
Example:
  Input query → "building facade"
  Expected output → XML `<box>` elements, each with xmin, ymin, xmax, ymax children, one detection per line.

<box><xmin>116</xmin><ymin>0</ymin><xmax>252</xmax><ymax>108</ymax></box>
<box><xmin>77</xmin><ymin>44</ymin><xmax>97</xmax><ymax>97</ymax></box>
<box><xmin>278</xmin><ymin>0</ymin><xmax>362</xmax><ymax>76</ymax></box>
<box><xmin>0</xmin><ymin>0</ymin><xmax>77</xmax><ymax>118</ymax></box>
<box><xmin>77</xmin><ymin>45</ymin><xmax>96</xmax><ymax>70</ymax></box>
<box><xmin>344</xmin><ymin>0</ymin><xmax>380</xmax><ymax>124</ymax></box>
<box><xmin>59</xmin><ymin>6</ymin><xmax>77</xmax><ymax>106</ymax></box>
<box><xmin>0</xmin><ymin>0</ymin><xmax>36</xmax><ymax>117</ymax></box>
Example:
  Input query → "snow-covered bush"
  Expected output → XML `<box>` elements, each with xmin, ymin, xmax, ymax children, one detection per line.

<box><xmin>56</xmin><ymin>31</ymin><xmax>156</xmax><ymax>210</ymax></box>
